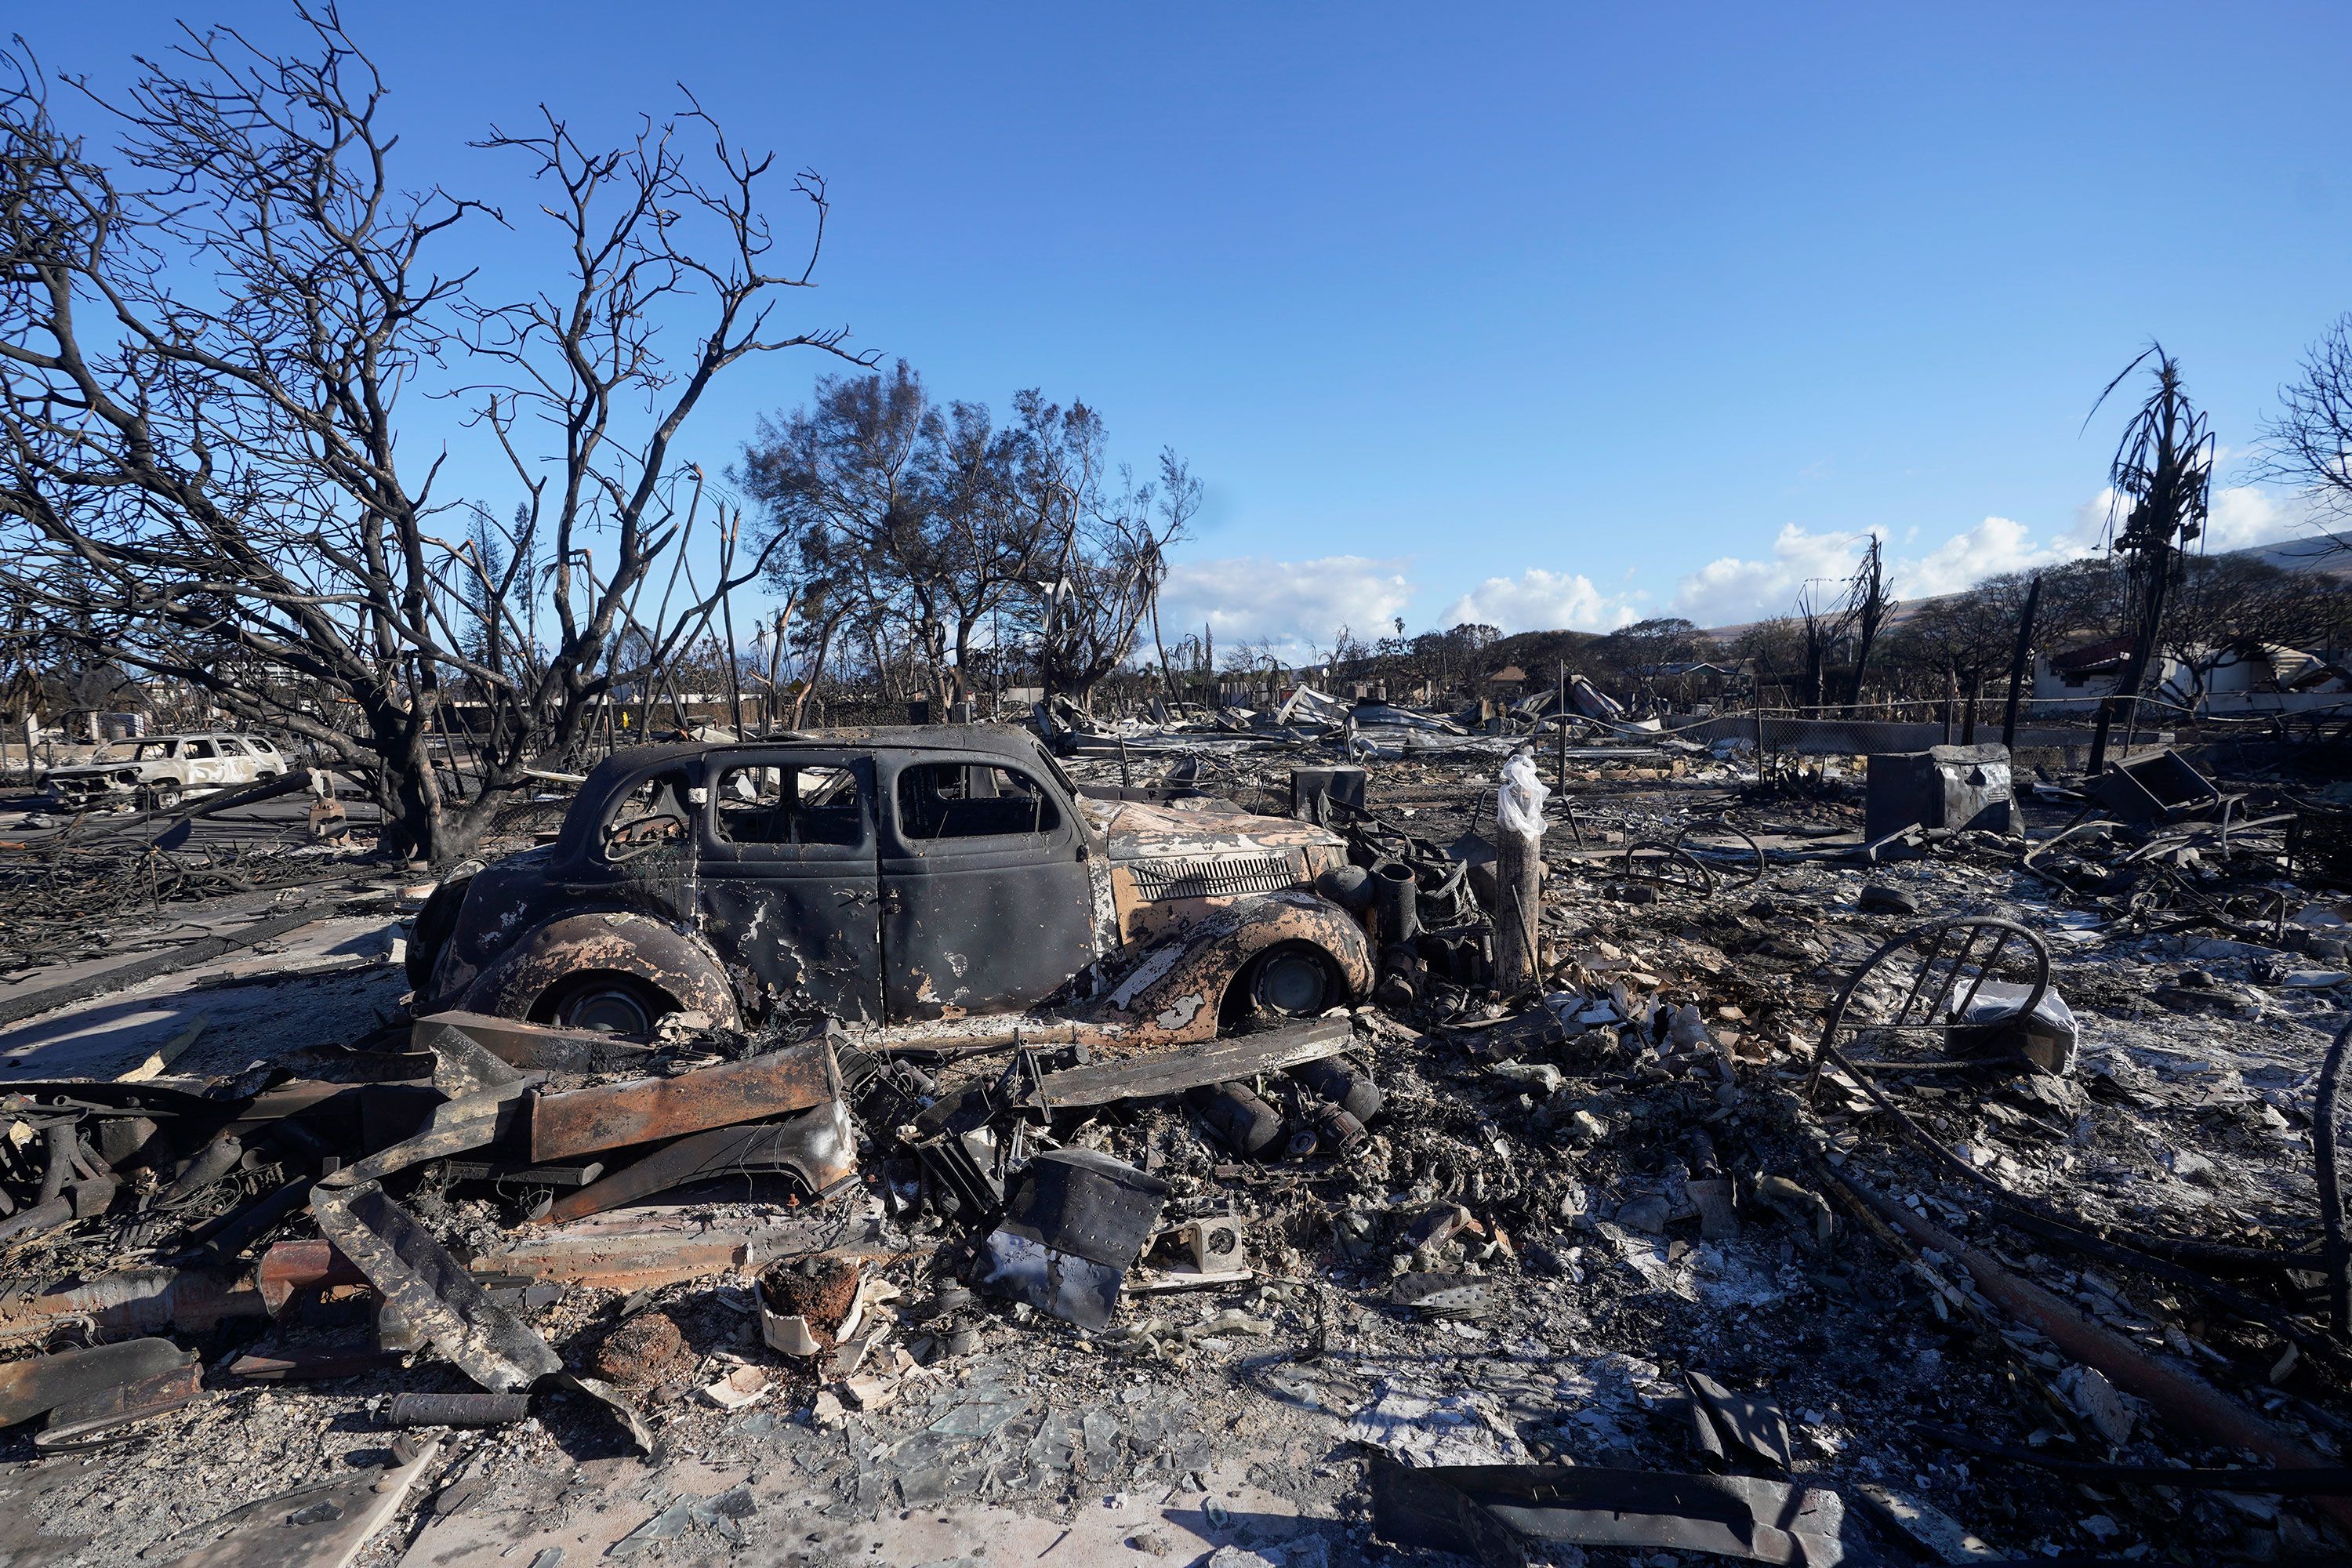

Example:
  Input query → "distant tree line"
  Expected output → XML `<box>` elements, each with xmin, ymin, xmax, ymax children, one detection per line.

<box><xmin>735</xmin><ymin>361</ymin><xmax>1198</xmax><ymax>717</ymax></box>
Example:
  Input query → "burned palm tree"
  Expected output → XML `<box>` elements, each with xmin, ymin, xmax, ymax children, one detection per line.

<box><xmin>1843</xmin><ymin>534</ymin><xmax>1893</xmax><ymax>708</ymax></box>
<box><xmin>1794</xmin><ymin>578</ymin><xmax>1853</xmax><ymax>715</ymax></box>
<box><xmin>2085</xmin><ymin>347</ymin><xmax>2215</xmax><ymax>772</ymax></box>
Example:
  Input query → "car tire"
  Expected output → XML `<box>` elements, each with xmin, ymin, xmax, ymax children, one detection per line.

<box><xmin>539</xmin><ymin>973</ymin><xmax>675</xmax><ymax>1036</ymax></box>
<box><xmin>1229</xmin><ymin>941</ymin><xmax>1340</xmax><ymax>1027</ymax></box>
<box><xmin>151</xmin><ymin>781</ymin><xmax>182</xmax><ymax>811</ymax></box>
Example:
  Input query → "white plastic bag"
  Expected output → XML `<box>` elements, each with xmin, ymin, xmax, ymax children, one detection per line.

<box><xmin>1496</xmin><ymin>747</ymin><xmax>1550</xmax><ymax>837</ymax></box>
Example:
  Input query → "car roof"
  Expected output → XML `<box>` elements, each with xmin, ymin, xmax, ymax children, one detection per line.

<box><xmin>561</xmin><ymin>724</ymin><xmax>1065</xmax><ymax>860</ymax></box>
<box><xmin>595</xmin><ymin>724</ymin><xmax>1050</xmax><ymax>768</ymax></box>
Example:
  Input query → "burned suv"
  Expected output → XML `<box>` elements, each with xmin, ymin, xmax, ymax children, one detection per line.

<box><xmin>45</xmin><ymin>731</ymin><xmax>288</xmax><ymax>809</ymax></box>
<box><xmin>410</xmin><ymin>726</ymin><xmax>1372</xmax><ymax>1041</ymax></box>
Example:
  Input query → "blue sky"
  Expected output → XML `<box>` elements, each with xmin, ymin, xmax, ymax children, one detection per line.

<box><xmin>20</xmin><ymin>2</ymin><xmax>2352</xmax><ymax>652</ymax></box>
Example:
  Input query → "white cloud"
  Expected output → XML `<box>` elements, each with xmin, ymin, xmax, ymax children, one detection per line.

<box><xmin>1664</xmin><ymin>483</ymin><xmax>2330</xmax><ymax>630</ymax></box>
<box><xmin>1670</xmin><ymin>524</ymin><xmax>1877</xmax><ymax>628</ymax></box>
<box><xmin>2205</xmin><ymin>484</ymin><xmax>2321</xmax><ymax>552</ymax></box>
<box><xmin>1156</xmin><ymin>554</ymin><xmax>1415</xmax><ymax>662</ymax></box>
<box><xmin>1897</xmin><ymin>514</ymin><xmax>2096</xmax><ymax>598</ymax></box>
<box><xmin>1439</xmin><ymin>569</ymin><xmax>1641</xmax><ymax>634</ymax></box>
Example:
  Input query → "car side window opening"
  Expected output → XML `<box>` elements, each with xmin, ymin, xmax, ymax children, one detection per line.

<box><xmin>895</xmin><ymin>762</ymin><xmax>1060</xmax><ymax>842</ymax></box>
<box><xmin>713</xmin><ymin>764</ymin><xmax>864</xmax><ymax>847</ymax></box>
<box><xmin>182</xmin><ymin>739</ymin><xmax>216</xmax><ymax>759</ymax></box>
<box><xmin>601</xmin><ymin>770</ymin><xmax>695</xmax><ymax>860</ymax></box>
<box><xmin>216</xmin><ymin>738</ymin><xmax>248</xmax><ymax>757</ymax></box>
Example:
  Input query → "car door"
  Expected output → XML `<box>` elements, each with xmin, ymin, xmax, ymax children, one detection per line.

<box><xmin>213</xmin><ymin>736</ymin><xmax>255</xmax><ymax>785</ymax></box>
<box><xmin>180</xmin><ymin>737</ymin><xmax>223</xmax><ymax>789</ymax></box>
<box><xmin>696</xmin><ymin>752</ymin><xmax>885</xmax><ymax>1023</ymax></box>
<box><xmin>880</xmin><ymin>753</ymin><xmax>1096</xmax><ymax>1020</ymax></box>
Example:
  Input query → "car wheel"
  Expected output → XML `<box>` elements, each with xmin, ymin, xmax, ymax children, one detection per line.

<box><xmin>541</xmin><ymin>974</ymin><xmax>674</xmax><ymax>1036</ymax></box>
<box><xmin>151</xmin><ymin>781</ymin><xmax>182</xmax><ymax>811</ymax></box>
<box><xmin>1233</xmin><ymin>942</ymin><xmax>1338</xmax><ymax>1025</ymax></box>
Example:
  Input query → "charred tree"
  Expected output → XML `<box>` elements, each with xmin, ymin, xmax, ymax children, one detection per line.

<box><xmin>2084</xmin><ymin>347</ymin><xmax>2214</xmax><ymax>774</ymax></box>
<box><xmin>0</xmin><ymin>13</ymin><xmax>865</xmax><ymax>861</ymax></box>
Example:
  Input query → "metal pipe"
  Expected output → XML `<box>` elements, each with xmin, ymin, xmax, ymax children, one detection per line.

<box><xmin>1831</xmin><ymin>1160</ymin><xmax>2352</xmax><ymax>1534</ymax></box>
<box><xmin>1369</xmin><ymin>861</ymin><xmax>1419</xmax><ymax>950</ymax></box>
<box><xmin>388</xmin><ymin>1391</ymin><xmax>532</xmax><ymax>1428</ymax></box>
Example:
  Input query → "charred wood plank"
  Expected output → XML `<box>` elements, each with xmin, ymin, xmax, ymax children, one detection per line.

<box><xmin>1016</xmin><ymin>1018</ymin><xmax>1352</xmax><ymax>1110</ymax></box>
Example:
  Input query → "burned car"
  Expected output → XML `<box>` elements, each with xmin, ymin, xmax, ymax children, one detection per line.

<box><xmin>44</xmin><ymin>731</ymin><xmax>289</xmax><ymax>809</ymax></box>
<box><xmin>410</xmin><ymin>726</ymin><xmax>1373</xmax><ymax>1041</ymax></box>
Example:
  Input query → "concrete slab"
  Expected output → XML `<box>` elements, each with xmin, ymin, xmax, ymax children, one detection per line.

<box><xmin>0</xmin><ymin>916</ymin><xmax>408</xmax><ymax>1078</ymax></box>
<box><xmin>397</xmin><ymin>1454</ymin><xmax>1327</xmax><ymax>1568</ymax></box>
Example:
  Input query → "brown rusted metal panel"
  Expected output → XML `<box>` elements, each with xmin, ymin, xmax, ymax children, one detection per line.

<box><xmin>36</xmin><ymin>1361</ymin><xmax>205</xmax><ymax>1451</ymax></box>
<box><xmin>528</xmin><ymin>1042</ymin><xmax>836</xmax><ymax>1163</ymax></box>
<box><xmin>256</xmin><ymin>1239</ymin><xmax>367</xmax><ymax>1316</ymax></box>
<box><xmin>542</xmin><ymin>1098</ymin><xmax>855</xmax><ymax>1223</ymax></box>
<box><xmin>0</xmin><ymin>1338</ymin><xmax>192</xmax><ymax>1427</ymax></box>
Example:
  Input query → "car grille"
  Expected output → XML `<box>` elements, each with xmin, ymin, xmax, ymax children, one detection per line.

<box><xmin>1125</xmin><ymin>854</ymin><xmax>1297</xmax><ymax>902</ymax></box>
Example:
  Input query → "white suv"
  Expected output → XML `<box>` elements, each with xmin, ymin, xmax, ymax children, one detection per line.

<box><xmin>45</xmin><ymin>732</ymin><xmax>288</xmax><ymax>810</ymax></box>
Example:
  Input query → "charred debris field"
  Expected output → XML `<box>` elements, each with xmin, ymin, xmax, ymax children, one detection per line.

<box><xmin>0</xmin><ymin>722</ymin><xmax>2350</xmax><ymax>1568</ymax></box>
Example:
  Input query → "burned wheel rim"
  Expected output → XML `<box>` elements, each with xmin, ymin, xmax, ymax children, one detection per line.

<box><xmin>1804</xmin><ymin>914</ymin><xmax>2051</xmax><ymax>1101</ymax></box>
<box><xmin>1249</xmin><ymin>946</ymin><xmax>1334</xmax><ymax>1018</ymax></box>
<box><xmin>547</xmin><ymin>976</ymin><xmax>667</xmax><ymax>1036</ymax></box>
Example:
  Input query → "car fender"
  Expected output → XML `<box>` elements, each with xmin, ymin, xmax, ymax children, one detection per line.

<box><xmin>459</xmin><ymin>911</ymin><xmax>742</xmax><ymax>1029</ymax></box>
<box><xmin>1077</xmin><ymin>889</ymin><xmax>1372</xmax><ymax>1043</ymax></box>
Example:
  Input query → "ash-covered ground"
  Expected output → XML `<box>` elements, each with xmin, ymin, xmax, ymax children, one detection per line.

<box><xmin>2</xmin><ymin>742</ymin><xmax>2349</xmax><ymax>1567</ymax></box>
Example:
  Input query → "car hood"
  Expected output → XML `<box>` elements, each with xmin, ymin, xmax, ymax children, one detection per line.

<box><xmin>1076</xmin><ymin>796</ymin><xmax>1344</xmax><ymax>864</ymax></box>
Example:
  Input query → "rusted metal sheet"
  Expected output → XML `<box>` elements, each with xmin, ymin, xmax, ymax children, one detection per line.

<box><xmin>255</xmin><ymin>1239</ymin><xmax>367</xmax><ymax>1315</ymax></box>
<box><xmin>36</xmin><ymin>1361</ymin><xmax>205</xmax><ymax>1451</ymax></box>
<box><xmin>1080</xmin><ymin>793</ymin><xmax>1345</xmax><ymax>945</ymax></box>
<box><xmin>528</xmin><ymin>1041</ymin><xmax>836</xmax><ymax>1163</ymax></box>
<box><xmin>0</xmin><ymin>1338</ymin><xmax>193</xmax><ymax>1428</ymax></box>
<box><xmin>542</xmin><ymin>1098</ymin><xmax>855</xmax><ymax>1223</ymax></box>
<box><xmin>310</xmin><ymin>1179</ymin><xmax>563</xmax><ymax>1393</ymax></box>
<box><xmin>1020</xmin><ymin>1018</ymin><xmax>1353</xmax><ymax>1109</ymax></box>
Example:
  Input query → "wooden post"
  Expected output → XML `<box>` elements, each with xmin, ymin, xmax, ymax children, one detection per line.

<box><xmin>1495</xmin><ymin>826</ymin><xmax>1543</xmax><ymax>995</ymax></box>
<box><xmin>1999</xmin><ymin>574</ymin><xmax>2042</xmax><ymax>753</ymax></box>
<box><xmin>1555</xmin><ymin>661</ymin><xmax>1567</xmax><ymax>794</ymax></box>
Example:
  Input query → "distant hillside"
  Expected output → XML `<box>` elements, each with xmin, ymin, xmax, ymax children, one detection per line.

<box><xmin>1693</xmin><ymin>532</ymin><xmax>2350</xmax><ymax>643</ymax></box>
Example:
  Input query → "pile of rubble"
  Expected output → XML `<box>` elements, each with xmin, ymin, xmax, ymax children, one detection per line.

<box><xmin>2</xmin><ymin>731</ymin><xmax>2350</xmax><ymax>1566</ymax></box>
